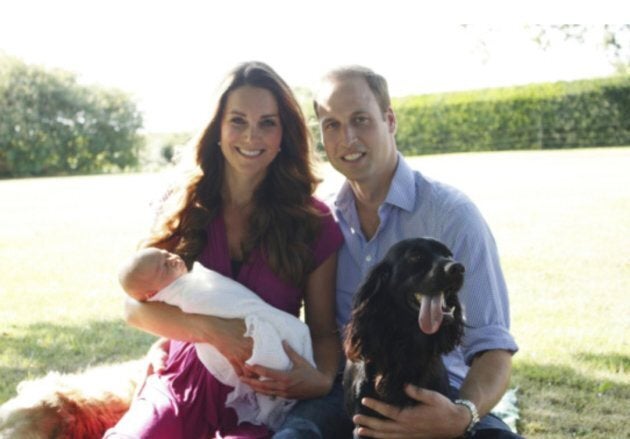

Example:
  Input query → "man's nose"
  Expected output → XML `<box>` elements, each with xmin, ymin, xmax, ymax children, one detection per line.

<box><xmin>342</xmin><ymin>125</ymin><xmax>357</xmax><ymax>146</ymax></box>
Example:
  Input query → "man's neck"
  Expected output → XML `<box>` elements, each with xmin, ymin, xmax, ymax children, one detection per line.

<box><xmin>348</xmin><ymin>168</ymin><xmax>396</xmax><ymax>240</ymax></box>
<box><xmin>348</xmin><ymin>160</ymin><xmax>396</xmax><ymax>209</ymax></box>
<box><xmin>349</xmin><ymin>180</ymin><xmax>386</xmax><ymax>211</ymax></box>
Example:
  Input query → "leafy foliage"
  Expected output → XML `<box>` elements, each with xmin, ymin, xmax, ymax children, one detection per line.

<box><xmin>530</xmin><ymin>25</ymin><xmax>630</xmax><ymax>73</ymax></box>
<box><xmin>293</xmin><ymin>86</ymin><xmax>322</xmax><ymax>154</ymax></box>
<box><xmin>393</xmin><ymin>76</ymin><xmax>630</xmax><ymax>155</ymax></box>
<box><xmin>0</xmin><ymin>54</ymin><xmax>144</xmax><ymax>177</ymax></box>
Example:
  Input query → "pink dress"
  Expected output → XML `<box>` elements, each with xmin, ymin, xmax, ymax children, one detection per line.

<box><xmin>105</xmin><ymin>198</ymin><xmax>343</xmax><ymax>439</ymax></box>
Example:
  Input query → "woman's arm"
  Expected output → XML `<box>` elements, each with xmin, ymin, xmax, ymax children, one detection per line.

<box><xmin>124</xmin><ymin>298</ymin><xmax>253</xmax><ymax>376</ymax></box>
<box><xmin>241</xmin><ymin>252</ymin><xmax>342</xmax><ymax>399</ymax></box>
<box><xmin>303</xmin><ymin>252</ymin><xmax>342</xmax><ymax>385</ymax></box>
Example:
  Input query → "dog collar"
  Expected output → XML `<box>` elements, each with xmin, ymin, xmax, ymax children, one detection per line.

<box><xmin>454</xmin><ymin>399</ymin><xmax>480</xmax><ymax>435</ymax></box>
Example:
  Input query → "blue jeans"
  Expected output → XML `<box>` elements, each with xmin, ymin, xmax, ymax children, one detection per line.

<box><xmin>273</xmin><ymin>379</ymin><xmax>521</xmax><ymax>439</ymax></box>
<box><xmin>470</xmin><ymin>413</ymin><xmax>522</xmax><ymax>438</ymax></box>
<box><xmin>450</xmin><ymin>387</ymin><xmax>523</xmax><ymax>439</ymax></box>
<box><xmin>272</xmin><ymin>374</ymin><xmax>353</xmax><ymax>438</ymax></box>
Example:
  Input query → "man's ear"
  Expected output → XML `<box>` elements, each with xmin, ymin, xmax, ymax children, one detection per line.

<box><xmin>386</xmin><ymin>107</ymin><xmax>397</xmax><ymax>134</ymax></box>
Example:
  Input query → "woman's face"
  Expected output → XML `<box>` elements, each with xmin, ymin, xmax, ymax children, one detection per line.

<box><xmin>219</xmin><ymin>85</ymin><xmax>283</xmax><ymax>185</ymax></box>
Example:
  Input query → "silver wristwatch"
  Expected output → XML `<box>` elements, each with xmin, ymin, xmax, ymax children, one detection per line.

<box><xmin>454</xmin><ymin>399</ymin><xmax>480</xmax><ymax>434</ymax></box>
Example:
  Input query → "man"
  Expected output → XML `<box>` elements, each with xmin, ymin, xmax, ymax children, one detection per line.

<box><xmin>311</xmin><ymin>66</ymin><xmax>520</xmax><ymax>438</ymax></box>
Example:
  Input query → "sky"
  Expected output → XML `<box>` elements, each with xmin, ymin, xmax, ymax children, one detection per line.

<box><xmin>1</xmin><ymin>0</ymin><xmax>629</xmax><ymax>133</ymax></box>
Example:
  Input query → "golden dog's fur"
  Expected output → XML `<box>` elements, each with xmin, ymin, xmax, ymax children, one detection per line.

<box><xmin>0</xmin><ymin>360</ymin><xmax>143</xmax><ymax>439</ymax></box>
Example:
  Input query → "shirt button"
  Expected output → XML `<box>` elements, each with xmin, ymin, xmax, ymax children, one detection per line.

<box><xmin>365</xmin><ymin>254</ymin><xmax>372</xmax><ymax>262</ymax></box>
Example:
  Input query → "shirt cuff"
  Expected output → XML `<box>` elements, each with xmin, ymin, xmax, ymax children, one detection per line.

<box><xmin>462</xmin><ymin>324</ymin><xmax>519</xmax><ymax>366</ymax></box>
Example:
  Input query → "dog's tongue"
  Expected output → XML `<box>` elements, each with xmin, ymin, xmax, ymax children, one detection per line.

<box><xmin>418</xmin><ymin>294</ymin><xmax>444</xmax><ymax>334</ymax></box>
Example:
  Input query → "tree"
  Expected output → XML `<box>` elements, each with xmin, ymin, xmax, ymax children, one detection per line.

<box><xmin>293</xmin><ymin>86</ymin><xmax>323</xmax><ymax>154</ymax></box>
<box><xmin>0</xmin><ymin>54</ymin><xmax>144</xmax><ymax>177</ymax></box>
<box><xmin>529</xmin><ymin>25</ymin><xmax>630</xmax><ymax>73</ymax></box>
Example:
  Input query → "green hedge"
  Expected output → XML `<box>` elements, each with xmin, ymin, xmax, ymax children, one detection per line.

<box><xmin>393</xmin><ymin>76</ymin><xmax>630</xmax><ymax>155</ymax></box>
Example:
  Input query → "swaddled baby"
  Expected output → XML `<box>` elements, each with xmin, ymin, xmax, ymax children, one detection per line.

<box><xmin>118</xmin><ymin>247</ymin><xmax>315</xmax><ymax>430</ymax></box>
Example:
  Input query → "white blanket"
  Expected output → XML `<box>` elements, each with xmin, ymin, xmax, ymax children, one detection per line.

<box><xmin>149</xmin><ymin>262</ymin><xmax>314</xmax><ymax>430</ymax></box>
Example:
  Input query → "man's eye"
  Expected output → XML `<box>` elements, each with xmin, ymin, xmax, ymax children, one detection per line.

<box><xmin>354</xmin><ymin>116</ymin><xmax>369</xmax><ymax>125</ymax></box>
<box><xmin>324</xmin><ymin>121</ymin><xmax>339</xmax><ymax>130</ymax></box>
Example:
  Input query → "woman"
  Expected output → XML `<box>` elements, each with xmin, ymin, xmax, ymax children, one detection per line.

<box><xmin>105</xmin><ymin>62</ymin><xmax>343</xmax><ymax>438</ymax></box>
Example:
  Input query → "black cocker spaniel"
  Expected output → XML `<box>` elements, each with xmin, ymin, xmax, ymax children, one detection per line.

<box><xmin>343</xmin><ymin>237</ymin><xmax>466</xmax><ymax>428</ymax></box>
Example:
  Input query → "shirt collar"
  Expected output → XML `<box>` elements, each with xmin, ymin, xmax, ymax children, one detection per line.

<box><xmin>334</xmin><ymin>152</ymin><xmax>417</xmax><ymax>216</ymax></box>
<box><xmin>384</xmin><ymin>153</ymin><xmax>416</xmax><ymax>212</ymax></box>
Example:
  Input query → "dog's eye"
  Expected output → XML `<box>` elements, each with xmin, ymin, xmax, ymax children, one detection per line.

<box><xmin>409</xmin><ymin>254</ymin><xmax>424</xmax><ymax>263</ymax></box>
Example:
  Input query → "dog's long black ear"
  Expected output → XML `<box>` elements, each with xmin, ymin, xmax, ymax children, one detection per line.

<box><xmin>354</xmin><ymin>262</ymin><xmax>392</xmax><ymax>304</ymax></box>
<box><xmin>345</xmin><ymin>261</ymin><xmax>392</xmax><ymax>361</ymax></box>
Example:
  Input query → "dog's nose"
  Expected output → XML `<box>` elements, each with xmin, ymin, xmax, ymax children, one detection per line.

<box><xmin>445</xmin><ymin>262</ymin><xmax>465</xmax><ymax>276</ymax></box>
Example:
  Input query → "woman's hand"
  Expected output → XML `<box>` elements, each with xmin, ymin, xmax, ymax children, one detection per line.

<box><xmin>207</xmin><ymin>317</ymin><xmax>254</xmax><ymax>377</ymax></box>
<box><xmin>240</xmin><ymin>341</ymin><xmax>333</xmax><ymax>400</ymax></box>
<box><xmin>124</xmin><ymin>298</ymin><xmax>254</xmax><ymax>377</ymax></box>
<box><xmin>132</xmin><ymin>337</ymin><xmax>170</xmax><ymax>400</ymax></box>
<box><xmin>144</xmin><ymin>337</ymin><xmax>170</xmax><ymax>376</ymax></box>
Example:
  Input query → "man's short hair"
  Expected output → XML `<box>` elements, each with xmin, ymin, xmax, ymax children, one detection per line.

<box><xmin>315</xmin><ymin>65</ymin><xmax>391</xmax><ymax>115</ymax></box>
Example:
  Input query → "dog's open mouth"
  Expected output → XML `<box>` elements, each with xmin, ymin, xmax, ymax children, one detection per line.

<box><xmin>414</xmin><ymin>292</ymin><xmax>456</xmax><ymax>335</ymax></box>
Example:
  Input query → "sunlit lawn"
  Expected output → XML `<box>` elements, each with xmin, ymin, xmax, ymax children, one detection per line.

<box><xmin>1</xmin><ymin>147</ymin><xmax>628</xmax><ymax>438</ymax></box>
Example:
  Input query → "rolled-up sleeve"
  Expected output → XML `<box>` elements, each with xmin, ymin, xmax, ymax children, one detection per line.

<box><xmin>444</xmin><ymin>201</ymin><xmax>519</xmax><ymax>366</ymax></box>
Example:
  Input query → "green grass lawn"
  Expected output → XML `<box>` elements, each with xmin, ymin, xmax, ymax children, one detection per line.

<box><xmin>1</xmin><ymin>147</ymin><xmax>628</xmax><ymax>438</ymax></box>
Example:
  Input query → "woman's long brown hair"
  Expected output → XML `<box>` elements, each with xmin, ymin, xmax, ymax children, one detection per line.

<box><xmin>144</xmin><ymin>61</ymin><xmax>322</xmax><ymax>286</ymax></box>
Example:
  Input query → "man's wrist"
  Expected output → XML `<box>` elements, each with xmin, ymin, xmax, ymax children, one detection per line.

<box><xmin>454</xmin><ymin>399</ymin><xmax>480</xmax><ymax>435</ymax></box>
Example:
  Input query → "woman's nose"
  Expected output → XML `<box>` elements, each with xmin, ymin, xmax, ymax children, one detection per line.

<box><xmin>244</xmin><ymin>126</ymin><xmax>260</xmax><ymax>142</ymax></box>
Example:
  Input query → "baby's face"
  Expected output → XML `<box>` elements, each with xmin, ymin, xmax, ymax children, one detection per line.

<box><xmin>145</xmin><ymin>250</ymin><xmax>188</xmax><ymax>294</ymax></box>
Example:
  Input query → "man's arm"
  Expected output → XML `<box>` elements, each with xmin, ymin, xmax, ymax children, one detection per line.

<box><xmin>459</xmin><ymin>349</ymin><xmax>512</xmax><ymax>419</ymax></box>
<box><xmin>354</xmin><ymin>348</ymin><xmax>512</xmax><ymax>438</ymax></box>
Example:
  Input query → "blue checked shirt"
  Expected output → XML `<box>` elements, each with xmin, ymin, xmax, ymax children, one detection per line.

<box><xmin>332</xmin><ymin>154</ymin><xmax>518</xmax><ymax>389</ymax></box>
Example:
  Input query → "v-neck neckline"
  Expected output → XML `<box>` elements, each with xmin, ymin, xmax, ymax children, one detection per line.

<box><xmin>215</xmin><ymin>210</ymin><xmax>247</xmax><ymax>281</ymax></box>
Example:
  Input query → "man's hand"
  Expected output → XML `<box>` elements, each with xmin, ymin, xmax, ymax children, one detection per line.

<box><xmin>239</xmin><ymin>341</ymin><xmax>333</xmax><ymax>400</ymax></box>
<box><xmin>353</xmin><ymin>385</ymin><xmax>470</xmax><ymax>438</ymax></box>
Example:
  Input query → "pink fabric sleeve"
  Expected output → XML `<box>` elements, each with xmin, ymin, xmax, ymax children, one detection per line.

<box><xmin>310</xmin><ymin>197</ymin><xmax>344</xmax><ymax>268</ymax></box>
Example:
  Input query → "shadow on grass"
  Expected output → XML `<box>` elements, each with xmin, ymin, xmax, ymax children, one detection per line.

<box><xmin>513</xmin><ymin>358</ymin><xmax>630</xmax><ymax>438</ymax></box>
<box><xmin>514</xmin><ymin>355</ymin><xmax>629</xmax><ymax>397</ymax></box>
<box><xmin>0</xmin><ymin>319</ymin><xmax>155</xmax><ymax>402</ymax></box>
<box><xmin>574</xmin><ymin>351</ymin><xmax>630</xmax><ymax>375</ymax></box>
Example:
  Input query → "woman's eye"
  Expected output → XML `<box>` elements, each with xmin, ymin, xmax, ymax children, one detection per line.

<box><xmin>260</xmin><ymin>119</ymin><xmax>277</xmax><ymax>128</ymax></box>
<box><xmin>230</xmin><ymin>117</ymin><xmax>247</xmax><ymax>125</ymax></box>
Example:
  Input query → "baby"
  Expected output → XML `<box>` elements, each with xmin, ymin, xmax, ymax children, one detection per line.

<box><xmin>118</xmin><ymin>247</ymin><xmax>188</xmax><ymax>302</ymax></box>
<box><xmin>118</xmin><ymin>247</ymin><xmax>315</xmax><ymax>430</ymax></box>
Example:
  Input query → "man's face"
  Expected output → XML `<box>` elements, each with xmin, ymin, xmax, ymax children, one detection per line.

<box><xmin>316</xmin><ymin>76</ymin><xmax>397</xmax><ymax>185</ymax></box>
